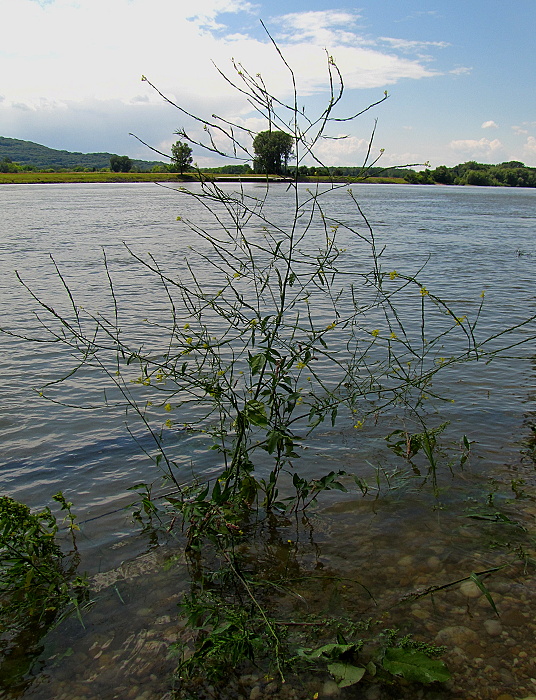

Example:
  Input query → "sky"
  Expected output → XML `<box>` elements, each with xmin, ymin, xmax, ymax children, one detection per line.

<box><xmin>2</xmin><ymin>0</ymin><xmax>536</xmax><ymax>169</ymax></box>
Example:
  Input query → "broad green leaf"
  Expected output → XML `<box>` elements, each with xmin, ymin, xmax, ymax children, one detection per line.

<box><xmin>327</xmin><ymin>662</ymin><xmax>365</xmax><ymax>688</ymax></box>
<box><xmin>248</xmin><ymin>353</ymin><xmax>266</xmax><ymax>375</ymax></box>
<box><xmin>266</xmin><ymin>429</ymin><xmax>283</xmax><ymax>454</ymax></box>
<box><xmin>244</xmin><ymin>400</ymin><xmax>268</xmax><ymax>427</ymax></box>
<box><xmin>382</xmin><ymin>648</ymin><xmax>450</xmax><ymax>684</ymax></box>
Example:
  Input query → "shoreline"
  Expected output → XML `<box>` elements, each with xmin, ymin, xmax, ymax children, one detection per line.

<box><xmin>0</xmin><ymin>171</ymin><xmax>406</xmax><ymax>185</ymax></box>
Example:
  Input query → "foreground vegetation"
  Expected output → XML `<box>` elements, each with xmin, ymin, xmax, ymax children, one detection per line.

<box><xmin>2</xmin><ymin>28</ymin><xmax>536</xmax><ymax>700</ymax></box>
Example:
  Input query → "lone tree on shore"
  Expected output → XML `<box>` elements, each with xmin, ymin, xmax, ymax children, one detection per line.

<box><xmin>252</xmin><ymin>130</ymin><xmax>293</xmax><ymax>175</ymax></box>
<box><xmin>170</xmin><ymin>141</ymin><xmax>193</xmax><ymax>174</ymax></box>
<box><xmin>110</xmin><ymin>155</ymin><xmax>132</xmax><ymax>172</ymax></box>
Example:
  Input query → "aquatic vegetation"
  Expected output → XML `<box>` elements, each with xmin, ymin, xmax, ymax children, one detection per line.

<box><xmin>0</xmin><ymin>494</ymin><xmax>88</xmax><ymax>693</ymax></box>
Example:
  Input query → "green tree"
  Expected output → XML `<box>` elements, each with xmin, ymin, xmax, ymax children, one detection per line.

<box><xmin>431</xmin><ymin>165</ymin><xmax>455</xmax><ymax>185</ymax></box>
<box><xmin>252</xmin><ymin>130</ymin><xmax>294</xmax><ymax>175</ymax></box>
<box><xmin>170</xmin><ymin>141</ymin><xmax>193</xmax><ymax>174</ymax></box>
<box><xmin>465</xmin><ymin>169</ymin><xmax>493</xmax><ymax>186</ymax></box>
<box><xmin>110</xmin><ymin>155</ymin><xmax>133</xmax><ymax>172</ymax></box>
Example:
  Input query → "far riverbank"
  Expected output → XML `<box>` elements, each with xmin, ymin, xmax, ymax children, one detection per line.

<box><xmin>0</xmin><ymin>171</ymin><xmax>406</xmax><ymax>185</ymax></box>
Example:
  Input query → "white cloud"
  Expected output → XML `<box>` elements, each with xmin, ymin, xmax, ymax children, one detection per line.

<box><xmin>0</xmin><ymin>1</ymin><xmax>448</xmax><ymax>112</ymax></box>
<box><xmin>0</xmin><ymin>1</ymin><xmax>456</xmax><ymax>162</ymax></box>
<box><xmin>449</xmin><ymin>66</ymin><xmax>472</xmax><ymax>76</ymax></box>
<box><xmin>1</xmin><ymin>0</ymin><xmax>258</xmax><ymax>105</ymax></box>
<box><xmin>524</xmin><ymin>136</ymin><xmax>536</xmax><ymax>155</ymax></box>
<box><xmin>378</xmin><ymin>37</ymin><xmax>449</xmax><ymax>52</ymax></box>
<box><xmin>274</xmin><ymin>10</ymin><xmax>361</xmax><ymax>44</ymax></box>
<box><xmin>481</xmin><ymin>120</ymin><xmax>498</xmax><ymax>129</ymax></box>
<box><xmin>448</xmin><ymin>137</ymin><xmax>503</xmax><ymax>158</ymax></box>
<box><xmin>311</xmin><ymin>135</ymin><xmax>368</xmax><ymax>166</ymax></box>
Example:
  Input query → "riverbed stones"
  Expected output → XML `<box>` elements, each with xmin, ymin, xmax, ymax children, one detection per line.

<box><xmin>249</xmin><ymin>685</ymin><xmax>262</xmax><ymax>700</ymax></box>
<box><xmin>364</xmin><ymin>686</ymin><xmax>382</xmax><ymax>700</ymax></box>
<box><xmin>459</xmin><ymin>579</ymin><xmax>482</xmax><ymax>598</ymax></box>
<box><xmin>398</xmin><ymin>555</ymin><xmax>413</xmax><ymax>567</ymax></box>
<box><xmin>484</xmin><ymin>618</ymin><xmax>503</xmax><ymax>636</ymax></box>
<box><xmin>264</xmin><ymin>681</ymin><xmax>279</xmax><ymax>695</ymax></box>
<box><xmin>435</xmin><ymin>625</ymin><xmax>478</xmax><ymax>647</ymax></box>
<box><xmin>321</xmin><ymin>680</ymin><xmax>340</xmax><ymax>697</ymax></box>
<box><xmin>426</xmin><ymin>555</ymin><xmax>442</xmax><ymax>571</ymax></box>
<box><xmin>501</xmin><ymin>607</ymin><xmax>528</xmax><ymax>626</ymax></box>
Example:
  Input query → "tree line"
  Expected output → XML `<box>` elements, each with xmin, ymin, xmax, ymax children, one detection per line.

<box><xmin>404</xmin><ymin>160</ymin><xmax>536</xmax><ymax>187</ymax></box>
<box><xmin>3</xmin><ymin>130</ymin><xmax>536</xmax><ymax>187</ymax></box>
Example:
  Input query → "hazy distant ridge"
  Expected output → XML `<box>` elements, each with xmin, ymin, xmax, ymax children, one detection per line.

<box><xmin>0</xmin><ymin>136</ymin><xmax>162</xmax><ymax>170</ymax></box>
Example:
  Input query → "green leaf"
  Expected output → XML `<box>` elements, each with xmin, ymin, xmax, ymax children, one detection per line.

<box><xmin>212</xmin><ymin>479</ymin><xmax>221</xmax><ymax>502</ymax></box>
<box><xmin>366</xmin><ymin>660</ymin><xmax>377</xmax><ymax>676</ymax></box>
<box><xmin>382</xmin><ymin>648</ymin><xmax>450</xmax><ymax>684</ymax></box>
<box><xmin>327</xmin><ymin>662</ymin><xmax>365</xmax><ymax>688</ymax></box>
<box><xmin>248</xmin><ymin>353</ymin><xmax>266</xmax><ymax>375</ymax></box>
<box><xmin>266</xmin><ymin>429</ymin><xmax>283</xmax><ymax>454</ymax></box>
<box><xmin>469</xmin><ymin>572</ymin><xmax>500</xmax><ymax>616</ymax></box>
<box><xmin>244</xmin><ymin>400</ymin><xmax>268</xmax><ymax>427</ymax></box>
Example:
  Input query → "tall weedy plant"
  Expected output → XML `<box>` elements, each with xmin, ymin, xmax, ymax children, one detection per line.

<box><xmin>8</xmin><ymin>27</ymin><xmax>535</xmax><ymax>690</ymax></box>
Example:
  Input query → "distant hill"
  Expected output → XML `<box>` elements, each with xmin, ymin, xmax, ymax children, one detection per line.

<box><xmin>0</xmin><ymin>136</ymin><xmax>164</xmax><ymax>171</ymax></box>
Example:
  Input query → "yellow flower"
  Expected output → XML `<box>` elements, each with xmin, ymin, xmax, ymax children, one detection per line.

<box><xmin>371</xmin><ymin>329</ymin><xmax>380</xmax><ymax>337</ymax></box>
<box><xmin>186</xmin><ymin>337</ymin><xmax>193</xmax><ymax>344</ymax></box>
<box><xmin>233</xmin><ymin>272</ymin><xmax>241</xmax><ymax>279</ymax></box>
<box><xmin>164</xmin><ymin>419</ymin><xmax>173</xmax><ymax>428</ymax></box>
<box><xmin>325</xmin><ymin>322</ymin><xmax>336</xmax><ymax>330</ymax></box>
<box><xmin>480</xmin><ymin>290</ymin><xmax>486</xmax><ymax>298</ymax></box>
<box><xmin>183</xmin><ymin>323</ymin><xmax>190</xmax><ymax>329</ymax></box>
<box><xmin>164</xmin><ymin>403</ymin><xmax>172</xmax><ymax>412</ymax></box>
<box><xmin>420</xmin><ymin>286</ymin><xmax>429</xmax><ymax>296</ymax></box>
<box><xmin>390</xmin><ymin>332</ymin><xmax>397</xmax><ymax>340</ymax></box>
<box><xmin>389</xmin><ymin>270</ymin><xmax>398</xmax><ymax>280</ymax></box>
<box><xmin>296</xmin><ymin>361</ymin><xmax>306</xmax><ymax>369</ymax></box>
<box><xmin>354</xmin><ymin>420</ymin><xmax>364</xmax><ymax>429</ymax></box>
<box><xmin>455</xmin><ymin>315</ymin><xmax>466</xmax><ymax>325</ymax></box>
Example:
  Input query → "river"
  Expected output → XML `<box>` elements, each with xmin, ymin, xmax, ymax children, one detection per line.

<box><xmin>1</xmin><ymin>182</ymin><xmax>535</xmax><ymax>699</ymax></box>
